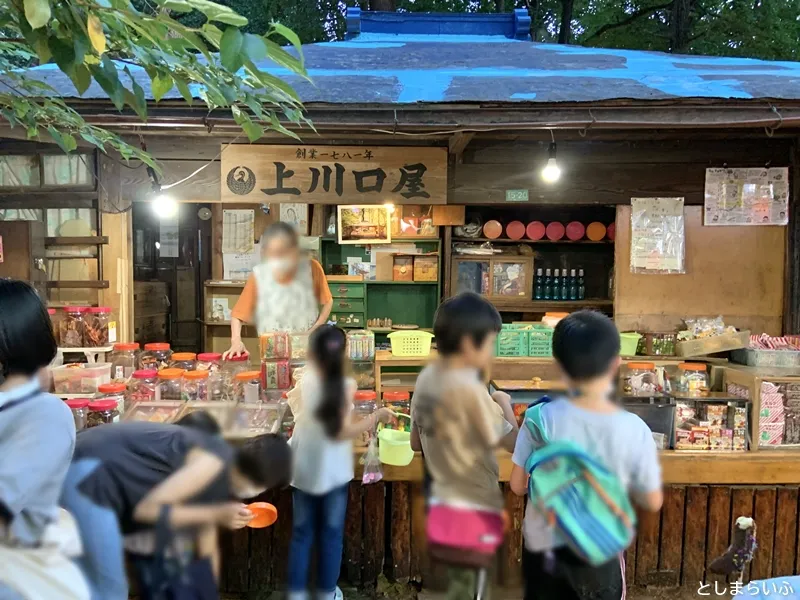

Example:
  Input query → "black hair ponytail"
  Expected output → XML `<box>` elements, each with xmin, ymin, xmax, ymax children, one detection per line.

<box><xmin>311</xmin><ymin>325</ymin><xmax>347</xmax><ymax>438</ymax></box>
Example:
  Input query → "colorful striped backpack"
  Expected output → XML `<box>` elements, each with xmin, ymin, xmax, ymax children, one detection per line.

<box><xmin>524</xmin><ymin>400</ymin><xmax>637</xmax><ymax>566</ymax></box>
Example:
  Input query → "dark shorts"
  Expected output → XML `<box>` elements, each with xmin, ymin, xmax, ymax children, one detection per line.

<box><xmin>523</xmin><ymin>547</ymin><xmax>624</xmax><ymax>600</ymax></box>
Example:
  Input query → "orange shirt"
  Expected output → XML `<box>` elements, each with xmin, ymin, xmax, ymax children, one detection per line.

<box><xmin>231</xmin><ymin>259</ymin><xmax>332</xmax><ymax>323</ymax></box>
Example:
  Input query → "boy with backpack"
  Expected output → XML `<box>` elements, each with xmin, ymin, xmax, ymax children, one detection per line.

<box><xmin>510</xmin><ymin>310</ymin><xmax>663</xmax><ymax>600</ymax></box>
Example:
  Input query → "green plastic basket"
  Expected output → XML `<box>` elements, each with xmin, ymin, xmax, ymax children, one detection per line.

<box><xmin>496</xmin><ymin>328</ymin><xmax>529</xmax><ymax>357</ymax></box>
<box><xmin>528</xmin><ymin>326</ymin><xmax>554</xmax><ymax>357</ymax></box>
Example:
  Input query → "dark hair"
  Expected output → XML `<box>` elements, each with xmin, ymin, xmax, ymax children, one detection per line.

<box><xmin>175</xmin><ymin>410</ymin><xmax>221</xmax><ymax>435</ymax></box>
<box><xmin>235</xmin><ymin>433</ymin><xmax>292</xmax><ymax>489</ymax></box>
<box><xmin>310</xmin><ymin>324</ymin><xmax>347</xmax><ymax>438</ymax></box>
<box><xmin>433</xmin><ymin>292</ymin><xmax>502</xmax><ymax>356</ymax></box>
<box><xmin>0</xmin><ymin>279</ymin><xmax>57</xmax><ymax>377</ymax></box>
<box><xmin>552</xmin><ymin>310</ymin><xmax>620</xmax><ymax>382</ymax></box>
<box><xmin>261</xmin><ymin>221</ymin><xmax>299</xmax><ymax>248</ymax></box>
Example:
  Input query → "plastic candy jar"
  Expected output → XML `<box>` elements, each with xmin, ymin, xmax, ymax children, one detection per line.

<box><xmin>676</xmin><ymin>363</ymin><xmax>709</xmax><ymax>396</ymax></box>
<box><xmin>87</xmin><ymin>399</ymin><xmax>119</xmax><ymax>427</ymax></box>
<box><xmin>222</xmin><ymin>354</ymin><xmax>251</xmax><ymax>381</ymax></box>
<box><xmin>96</xmin><ymin>382</ymin><xmax>127</xmax><ymax>414</ymax></box>
<box><xmin>110</xmin><ymin>343</ymin><xmax>139</xmax><ymax>381</ymax></box>
<box><xmin>352</xmin><ymin>391</ymin><xmax>377</xmax><ymax>448</ymax></box>
<box><xmin>196</xmin><ymin>353</ymin><xmax>222</xmax><ymax>372</ymax></box>
<box><xmin>383</xmin><ymin>391</ymin><xmax>411</xmax><ymax>432</ymax></box>
<box><xmin>60</xmin><ymin>307</ymin><xmax>88</xmax><ymax>348</ymax></box>
<box><xmin>182</xmin><ymin>370</ymin><xmax>210</xmax><ymax>403</ymax></box>
<box><xmin>156</xmin><ymin>368</ymin><xmax>184</xmax><ymax>401</ymax></box>
<box><xmin>234</xmin><ymin>371</ymin><xmax>262</xmax><ymax>404</ymax></box>
<box><xmin>128</xmin><ymin>369</ymin><xmax>158</xmax><ymax>404</ymax></box>
<box><xmin>170</xmin><ymin>352</ymin><xmax>197</xmax><ymax>371</ymax></box>
<box><xmin>85</xmin><ymin>307</ymin><xmax>113</xmax><ymax>347</ymax></box>
<box><xmin>622</xmin><ymin>362</ymin><xmax>659</xmax><ymax>396</ymax></box>
<box><xmin>65</xmin><ymin>398</ymin><xmax>90</xmax><ymax>431</ymax></box>
<box><xmin>140</xmin><ymin>343</ymin><xmax>172</xmax><ymax>371</ymax></box>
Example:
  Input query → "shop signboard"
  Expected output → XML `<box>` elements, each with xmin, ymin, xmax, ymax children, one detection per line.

<box><xmin>221</xmin><ymin>145</ymin><xmax>447</xmax><ymax>205</ymax></box>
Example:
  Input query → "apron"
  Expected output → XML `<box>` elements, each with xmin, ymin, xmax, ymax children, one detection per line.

<box><xmin>252</xmin><ymin>259</ymin><xmax>319</xmax><ymax>334</ymax></box>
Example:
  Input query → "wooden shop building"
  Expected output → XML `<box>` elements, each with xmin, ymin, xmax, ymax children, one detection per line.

<box><xmin>4</xmin><ymin>7</ymin><xmax>800</xmax><ymax>595</ymax></box>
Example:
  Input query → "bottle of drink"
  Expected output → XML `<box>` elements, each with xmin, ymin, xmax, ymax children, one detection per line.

<box><xmin>534</xmin><ymin>268</ymin><xmax>543</xmax><ymax>300</ymax></box>
<box><xmin>577</xmin><ymin>268</ymin><xmax>586</xmax><ymax>300</ymax></box>
<box><xmin>569</xmin><ymin>268</ymin><xmax>578</xmax><ymax>300</ymax></box>
<box><xmin>543</xmin><ymin>268</ymin><xmax>552</xmax><ymax>300</ymax></box>
<box><xmin>560</xmin><ymin>266</ymin><xmax>569</xmax><ymax>301</ymax></box>
<box><xmin>552</xmin><ymin>269</ymin><xmax>561</xmax><ymax>300</ymax></box>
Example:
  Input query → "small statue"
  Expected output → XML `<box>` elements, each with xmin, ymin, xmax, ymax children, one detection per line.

<box><xmin>709</xmin><ymin>516</ymin><xmax>757</xmax><ymax>582</ymax></box>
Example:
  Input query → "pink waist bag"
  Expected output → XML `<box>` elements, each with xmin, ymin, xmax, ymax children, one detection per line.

<box><xmin>426</xmin><ymin>504</ymin><xmax>505</xmax><ymax>568</ymax></box>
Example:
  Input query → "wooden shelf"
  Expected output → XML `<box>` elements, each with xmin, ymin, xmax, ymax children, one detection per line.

<box><xmin>47</xmin><ymin>280</ymin><xmax>109</xmax><ymax>289</ymax></box>
<box><xmin>491</xmin><ymin>299</ymin><xmax>613</xmax><ymax>312</ymax></box>
<box><xmin>58</xmin><ymin>346</ymin><xmax>114</xmax><ymax>353</ymax></box>
<box><xmin>204</xmin><ymin>281</ymin><xmax>247</xmax><ymax>288</ymax></box>
<box><xmin>200</xmin><ymin>320</ymin><xmax>256</xmax><ymax>329</ymax></box>
<box><xmin>46</xmin><ymin>236</ymin><xmax>108</xmax><ymax>246</ymax></box>
<box><xmin>453</xmin><ymin>237</ymin><xmax>613</xmax><ymax>245</ymax></box>
<box><xmin>367</xmin><ymin>280</ymin><xmax>438</xmax><ymax>286</ymax></box>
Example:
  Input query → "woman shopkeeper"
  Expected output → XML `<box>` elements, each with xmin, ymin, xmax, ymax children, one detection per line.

<box><xmin>224</xmin><ymin>222</ymin><xmax>333</xmax><ymax>358</ymax></box>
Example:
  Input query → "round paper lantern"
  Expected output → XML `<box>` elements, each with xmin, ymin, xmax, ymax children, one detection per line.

<box><xmin>586</xmin><ymin>222</ymin><xmax>607</xmax><ymax>241</ymax></box>
<box><xmin>565</xmin><ymin>221</ymin><xmax>586</xmax><ymax>241</ymax></box>
<box><xmin>506</xmin><ymin>221</ymin><xmax>525</xmax><ymax>240</ymax></box>
<box><xmin>607</xmin><ymin>222</ymin><xmax>616</xmax><ymax>241</ymax></box>
<box><xmin>546</xmin><ymin>222</ymin><xmax>565</xmax><ymax>241</ymax></box>
<box><xmin>483</xmin><ymin>220</ymin><xmax>503</xmax><ymax>239</ymax></box>
<box><xmin>526</xmin><ymin>221</ymin><xmax>546</xmax><ymax>240</ymax></box>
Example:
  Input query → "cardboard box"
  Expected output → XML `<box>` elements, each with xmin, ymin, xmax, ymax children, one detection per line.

<box><xmin>413</xmin><ymin>255</ymin><xmax>439</xmax><ymax>282</ymax></box>
<box><xmin>393</xmin><ymin>256</ymin><xmax>414</xmax><ymax>281</ymax></box>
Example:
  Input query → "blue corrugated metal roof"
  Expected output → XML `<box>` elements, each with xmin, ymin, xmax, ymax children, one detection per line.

<box><xmin>20</xmin><ymin>10</ymin><xmax>800</xmax><ymax>105</ymax></box>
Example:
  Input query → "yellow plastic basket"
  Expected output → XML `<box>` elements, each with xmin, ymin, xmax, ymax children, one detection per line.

<box><xmin>387</xmin><ymin>331</ymin><xmax>434</xmax><ymax>357</ymax></box>
<box><xmin>378</xmin><ymin>428</ymin><xmax>414</xmax><ymax>466</ymax></box>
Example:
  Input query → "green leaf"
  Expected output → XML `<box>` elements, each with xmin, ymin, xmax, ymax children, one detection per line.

<box><xmin>26</xmin><ymin>125</ymin><xmax>39</xmax><ymax>139</ymax></box>
<box><xmin>184</xmin><ymin>0</ymin><xmax>247</xmax><ymax>26</ymax></box>
<box><xmin>124</xmin><ymin>67</ymin><xmax>147</xmax><ymax>119</ymax></box>
<box><xmin>24</xmin><ymin>0</ymin><xmax>51</xmax><ymax>29</ymax></box>
<box><xmin>263</xmin><ymin>39</ymin><xmax>306</xmax><ymax>77</ymax></box>
<box><xmin>201</xmin><ymin>24</ymin><xmax>223</xmax><ymax>48</ymax></box>
<box><xmin>47</xmin><ymin>126</ymin><xmax>78</xmax><ymax>153</ymax></box>
<box><xmin>48</xmin><ymin>36</ymin><xmax>76</xmax><ymax>77</ymax></box>
<box><xmin>220</xmin><ymin>27</ymin><xmax>244</xmax><ymax>72</ymax></box>
<box><xmin>241</xmin><ymin>120</ymin><xmax>264</xmax><ymax>142</ymax></box>
<box><xmin>242</xmin><ymin>34</ymin><xmax>267</xmax><ymax>63</ymax></box>
<box><xmin>269</xmin><ymin>22</ymin><xmax>303</xmax><ymax>58</ymax></box>
<box><xmin>151</xmin><ymin>72</ymin><xmax>173</xmax><ymax>102</ymax></box>
<box><xmin>174</xmin><ymin>77</ymin><xmax>194</xmax><ymax>106</ymax></box>
<box><xmin>88</xmin><ymin>56</ymin><xmax>124</xmax><ymax>110</ymax></box>
<box><xmin>71</xmin><ymin>64</ymin><xmax>92</xmax><ymax>95</ymax></box>
<box><xmin>80</xmin><ymin>130</ymin><xmax>105</xmax><ymax>150</ymax></box>
<box><xmin>32</xmin><ymin>35</ymin><xmax>51</xmax><ymax>63</ymax></box>
<box><xmin>159</xmin><ymin>0</ymin><xmax>194</xmax><ymax>13</ymax></box>
<box><xmin>269</xmin><ymin>112</ymin><xmax>299</xmax><ymax>141</ymax></box>
<box><xmin>87</xmin><ymin>14</ymin><xmax>106</xmax><ymax>54</ymax></box>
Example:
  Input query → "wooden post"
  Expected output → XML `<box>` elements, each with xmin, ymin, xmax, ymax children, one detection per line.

<box><xmin>98</xmin><ymin>154</ymin><xmax>133</xmax><ymax>341</ymax></box>
<box><xmin>343</xmin><ymin>482</ymin><xmax>364</xmax><ymax>586</ymax></box>
<box><xmin>387</xmin><ymin>482</ymin><xmax>412</xmax><ymax>583</ymax></box>
<box><xmin>362</xmin><ymin>482</ymin><xmax>386</xmax><ymax>587</ymax></box>
<box><xmin>681</xmin><ymin>486</ymin><xmax>709</xmax><ymax>587</ymax></box>
<box><xmin>785</xmin><ymin>138</ymin><xmax>800</xmax><ymax>334</ymax></box>
<box><xmin>500</xmin><ymin>483</ymin><xmax>524</xmax><ymax>587</ymax></box>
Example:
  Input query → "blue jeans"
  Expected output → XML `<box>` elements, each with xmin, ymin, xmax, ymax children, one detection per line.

<box><xmin>60</xmin><ymin>458</ymin><xmax>128</xmax><ymax>600</ymax></box>
<box><xmin>287</xmin><ymin>485</ymin><xmax>349</xmax><ymax>594</ymax></box>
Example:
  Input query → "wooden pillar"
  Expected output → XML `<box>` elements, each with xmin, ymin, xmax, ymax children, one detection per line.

<box><xmin>785</xmin><ymin>137</ymin><xmax>800</xmax><ymax>334</ymax></box>
<box><xmin>98</xmin><ymin>154</ymin><xmax>134</xmax><ymax>342</ymax></box>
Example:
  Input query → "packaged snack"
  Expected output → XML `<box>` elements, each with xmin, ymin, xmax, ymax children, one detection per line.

<box><xmin>124</xmin><ymin>401</ymin><xmax>182</xmax><ymax>423</ymax></box>
<box><xmin>651</xmin><ymin>432</ymin><xmax>667</xmax><ymax>450</ymax></box>
<box><xmin>732</xmin><ymin>406</ymin><xmax>748</xmax><ymax>429</ymax></box>
<box><xmin>260</xmin><ymin>332</ymin><xmax>290</xmax><ymax>360</ymax></box>
<box><xmin>675</xmin><ymin>429</ymin><xmax>693</xmax><ymax>450</ymax></box>
<box><xmin>759</xmin><ymin>422</ymin><xmax>785</xmax><ymax>447</ymax></box>
<box><xmin>347</xmin><ymin>330</ymin><xmax>375</xmax><ymax>361</ymax></box>
<box><xmin>691</xmin><ymin>426</ymin><xmax>709</xmax><ymax>449</ymax></box>
<box><xmin>733</xmin><ymin>428</ymin><xmax>747</xmax><ymax>451</ymax></box>
<box><xmin>289</xmin><ymin>333</ymin><xmax>309</xmax><ymax>361</ymax></box>
<box><xmin>261</xmin><ymin>361</ymin><xmax>290</xmax><ymax>390</ymax></box>
<box><xmin>704</xmin><ymin>404</ymin><xmax>727</xmax><ymax>429</ymax></box>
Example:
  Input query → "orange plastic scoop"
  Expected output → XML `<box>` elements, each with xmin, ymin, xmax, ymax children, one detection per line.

<box><xmin>247</xmin><ymin>502</ymin><xmax>278</xmax><ymax>528</ymax></box>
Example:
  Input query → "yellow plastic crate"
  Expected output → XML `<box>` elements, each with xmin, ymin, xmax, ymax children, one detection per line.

<box><xmin>387</xmin><ymin>331</ymin><xmax>434</xmax><ymax>357</ymax></box>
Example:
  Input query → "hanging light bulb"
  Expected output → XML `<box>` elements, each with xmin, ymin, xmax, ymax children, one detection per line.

<box><xmin>541</xmin><ymin>141</ymin><xmax>561</xmax><ymax>183</ymax></box>
<box><xmin>152</xmin><ymin>193</ymin><xmax>178</xmax><ymax>218</ymax></box>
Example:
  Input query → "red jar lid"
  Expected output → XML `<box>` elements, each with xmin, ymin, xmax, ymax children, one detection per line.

<box><xmin>132</xmin><ymin>369</ymin><xmax>158</xmax><ymax>379</ymax></box>
<box><xmin>545</xmin><ymin>222</ymin><xmax>565</xmax><ymax>241</ymax></box>
<box><xmin>64</xmin><ymin>306</ymin><xmax>89</xmax><ymax>313</ymax></box>
<box><xmin>47</xmin><ymin>308</ymin><xmax>56</xmax><ymax>316</ymax></box>
<box><xmin>384</xmin><ymin>391</ymin><xmax>410</xmax><ymax>401</ymax></box>
<box><xmin>483</xmin><ymin>220</ymin><xmax>502</xmax><ymax>239</ymax></box>
<box><xmin>586</xmin><ymin>222</ymin><xmax>607</xmax><ymax>241</ymax></box>
<box><xmin>506</xmin><ymin>221</ymin><xmax>525</xmax><ymax>240</ymax></box>
<box><xmin>565</xmin><ymin>221</ymin><xmax>586</xmax><ymax>241</ymax></box>
<box><xmin>526</xmin><ymin>221</ymin><xmax>546</xmax><ymax>240</ymax></box>
<box><xmin>98</xmin><ymin>383</ymin><xmax>126</xmax><ymax>394</ymax></box>
<box><xmin>89</xmin><ymin>399</ymin><xmax>118</xmax><ymax>411</ymax></box>
<box><xmin>224</xmin><ymin>354</ymin><xmax>249</xmax><ymax>362</ymax></box>
<box><xmin>65</xmin><ymin>399</ymin><xmax>90</xmax><ymax>409</ymax></box>
<box><xmin>172</xmin><ymin>352</ymin><xmax>197</xmax><ymax>361</ymax></box>
<box><xmin>197</xmin><ymin>353</ymin><xmax>222</xmax><ymax>362</ymax></box>
<box><xmin>607</xmin><ymin>222</ymin><xmax>616</xmax><ymax>241</ymax></box>
<box><xmin>114</xmin><ymin>343</ymin><xmax>139</xmax><ymax>351</ymax></box>
<box><xmin>144</xmin><ymin>343</ymin><xmax>170</xmax><ymax>351</ymax></box>
<box><xmin>354</xmin><ymin>390</ymin><xmax>377</xmax><ymax>402</ymax></box>
<box><xmin>89</xmin><ymin>307</ymin><xmax>111</xmax><ymax>313</ymax></box>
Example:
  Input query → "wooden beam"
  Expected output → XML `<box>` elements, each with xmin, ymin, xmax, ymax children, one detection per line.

<box><xmin>47</xmin><ymin>280</ymin><xmax>109</xmax><ymax>289</ymax></box>
<box><xmin>0</xmin><ymin>192</ymin><xmax>96</xmax><ymax>209</ymax></box>
<box><xmin>45</xmin><ymin>236</ymin><xmax>108</xmax><ymax>246</ymax></box>
<box><xmin>785</xmin><ymin>137</ymin><xmax>800</xmax><ymax>334</ymax></box>
<box><xmin>448</xmin><ymin>132</ymin><xmax>474</xmax><ymax>163</ymax></box>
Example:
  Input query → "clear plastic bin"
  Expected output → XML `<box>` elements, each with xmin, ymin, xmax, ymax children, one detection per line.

<box><xmin>229</xmin><ymin>403</ymin><xmax>286</xmax><ymax>437</ymax></box>
<box><xmin>175</xmin><ymin>402</ymin><xmax>235</xmax><ymax>430</ymax></box>
<box><xmin>123</xmin><ymin>401</ymin><xmax>182</xmax><ymax>423</ymax></box>
<box><xmin>52</xmin><ymin>363</ymin><xmax>112</xmax><ymax>394</ymax></box>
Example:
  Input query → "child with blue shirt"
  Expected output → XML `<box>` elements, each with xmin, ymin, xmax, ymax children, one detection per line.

<box><xmin>510</xmin><ymin>310</ymin><xmax>663</xmax><ymax>600</ymax></box>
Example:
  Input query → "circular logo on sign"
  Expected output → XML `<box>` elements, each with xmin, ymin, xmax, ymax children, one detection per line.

<box><xmin>226</xmin><ymin>166</ymin><xmax>256</xmax><ymax>195</ymax></box>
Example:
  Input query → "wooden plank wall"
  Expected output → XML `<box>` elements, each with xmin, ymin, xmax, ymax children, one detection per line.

<box><xmin>219</xmin><ymin>483</ymin><xmax>800</xmax><ymax>596</ymax></box>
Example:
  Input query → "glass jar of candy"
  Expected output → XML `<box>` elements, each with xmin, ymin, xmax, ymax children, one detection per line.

<box><xmin>208</xmin><ymin>371</ymin><xmax>230</xmax><ymax>402</ymax></box>
<box><xmin>182</xmin><ymin>370</ymin><xmax>210</xmax><ymax>403</ymax></box>
<box><xmin>222</xmin><ymin>354</ymin><xmax>250</xmax><ymax>381</ymax></box>
<box><xmin>140</xmin><ymin>343</ymin><xmax>172</xmax><ymax>371</ymax></box>
<box><xmin>96</xmin><ymin>382</ymin><xmax>127</xmax><ymax>414</ymax></box>
<box><xmin>110</xmin><ymin>343</ymin><xmax>139</xmax><ymax>382</ymax></box>
<box><xmin>352</xmin><ymin>390</ymin><xmax>377</xmax><ymax>448</ymax></box>
<box><xmin>156</xmin><ymin>368</ymin><xmax>184</xmax><ymax>401</ymax></box>
<box><xmin>676</xmin><ymin>363</ymin><xmax>709</xmax><ymax>396</ymax></box>
<box><xmin>347</xmin><ymin>330</ymin><xmax>375</xmax><ymax>361</ymax></box>
<box><xmin>85</xmin><ymin>307</ymin><xmax>113</xmax><ymax>347</ymax></box>
<box><xmin>383</xmin><ymin>391</ymin><xmax>411</xmax><ymax>432</ymax></box>
<box><xmin>87</xmin><ymin>399</ymin><xmax>119</xmax><ymax>427</ymax></box>
<box><xmin>196</xmin><ymin>353</ymin><xmax>222</xmax><ymax>373</ymax></box>
<box><xmin>260</xmin><ymin>332</ymin><xmax>290</xmax><ymax>360</ymax></box>
<box><xmin>65</xmin><ymin>398</ymin><xmax>90</xmax><ymax>431</ymax></box>
<box><xmin>60</xmin><ymin>306</ymin><xmax>88</xmax><ymax>348</ymax></box>
<box><xmin>622</xmin><ymin>362</ymin><xmax>660</xmax><ymax>396</ymax></box>
<box><xmin>128</xmin><ymin>369</ymin><xmax>158</xmax><ymax>404</ymax></box>
<box><xmin>234</xmin><ymin>371</ymin><xmax>262</xmax><ymax>404</ymax></box>
<box><xmin>48</xmin><ymin>308</ymin><xmax>62</xmax><ymax>344</ymax></box>
<box><xmin>170</xmin><ymin>352</ymin><xmax>197</xmax><ymax>372</ymax></box>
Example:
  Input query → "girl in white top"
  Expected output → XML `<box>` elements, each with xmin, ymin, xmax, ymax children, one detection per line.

<box><xmin>287</xmin><ymin>325</ymin><xmax>392</xmax><ymax>600</ymax></box>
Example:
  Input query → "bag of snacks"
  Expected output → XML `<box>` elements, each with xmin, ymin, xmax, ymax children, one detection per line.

<box><xmin>361</xmin><ymin>434</ymin><xmax>383</xmax><ymax>485</ymax></box>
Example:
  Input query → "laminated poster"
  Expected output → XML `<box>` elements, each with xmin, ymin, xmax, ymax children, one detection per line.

<box><xmin>630</xmin><ymin>197</ymin><xmax>685</xmax><ymax>274</ymax></box>
<box><xmin>222</xmin><ymin>209</ymin><xmax>255</xmax><ymax>253</ymax></box>
<box><xmin>704</xmin><ymin>167</ymin><xmax>789</xmax><ymax>226</ymax></box>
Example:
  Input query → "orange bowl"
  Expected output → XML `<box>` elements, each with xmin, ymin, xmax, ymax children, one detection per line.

<box><xmin>247</xmin><ymin>502</ymin><xmax>278</xmax><ymax>528</ymax></box>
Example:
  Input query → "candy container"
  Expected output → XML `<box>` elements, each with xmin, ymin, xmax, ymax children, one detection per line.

<box><xmin>96</xmin><ymin>382</ymin><xmax>127</xmax><ymax>414</ymax></box>
<box><xmin>352</xmin><ymin>391</ymin><xmax>377</xmax><ymax>448</ymax></box>
<box><xmin>170</xmin><ymin>352</ymin><xmax>197</xmax><ymax>372</ymax></box>
<box><xmin>182</xmin><ymin>370</ymin><xmax>210</xmax><ymax>403</ymax></box>
<box><xmin>196</xmin><ymin>353</ymin><xmax>222</xmax><ymax>372</ymax></box>
<box><xmin>261</xmin><ymin>360</ymin><xmax>290</xmax><ymax>390</ymax></box>
<box><xmin>65</xmin><ymin>398</ymin><xmax>90</xmax><ymax>431</ymax></box>
<box><xmin>85</xmin><ymin>307</ymin><xmax>113</xmax><ymax>347</ymax></box>
<box><xmin>260</xmin><ymin>332</ymin><xmax>290</xmax><ymax>360</ymax></box>
<box><xmin>234</xmin><ymin>371</ymin><xmax>262</xmax><ymax>404</ymax></box>
<box><xmin>156</xmin><ymin>368</ymin><xmax>184</xmax><ymax>401</ymax></box>
<box><xmin>347</xmin><ymin>330</ymin><xmax>375</xmax><ymax>361</ymax></box>
<box><xmin>383</xmin><ymin>391</ymin><xmax>411</xmax><ymax>432</ymax></box>
<box><xmin>87</xmin><ymin>399</ymin><xmax>119</xmax><ymax>427</ymax></box>
<box><xmin>110</xmin><ymin>343</ymin><xmax>139</xmax><ymax>381</ymax></box>
<box><xmin>140</xmin><ymin>343</ymin><xmax>172</xmax><ymax>371</ymax></box>
<box><xmin>60</xmin><ymin>307</ymin><xmax>88</xmax><ymax>348</ymax></box>
<box><xmin>222</xmin><ymin>354</ymin><xmax>251</xmax><ymax>381</ymax></box>
<box><xmin>123</xmin><ymin>401</ymin><xmax>182</xmax><ymax>423</ymax></box>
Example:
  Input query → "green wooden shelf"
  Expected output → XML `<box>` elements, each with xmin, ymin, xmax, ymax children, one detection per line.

<box><xmin>366</xmin><ymin>280</ymin><xmax>438</xmax><ymax>286</ymax></box>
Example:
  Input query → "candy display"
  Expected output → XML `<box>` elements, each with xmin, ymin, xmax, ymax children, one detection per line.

<box><xmin>229</xmin><ymin>403</ymin><xmax>285</xmax><ymax>437</ymax></box>
<box><xmin>260</xmin><ymin>332</ymin><xmax>290</xmax><ymax>360</ymax></box>
<box><xmin>60</xmin><ymin>307</ymin><xmax>88</xmax><ymax>348</ymax></box>
<box><xmin>52</xmin><ymin>363</ymin><xmax>112</xmax><ymax>394</ymax></box>
<box><xmin>140</xmin><ymin>343</ymin><xmax>172</xmax><ymax>371</ymax></box>
<box><xmin>175</xmin><ymin>402</ymin><xmax>235</xmax><ymax>430</ymax></box>
<box><xmin>678</xmin><ymin>316</ymin><xmax>738</xmax><ymax>341</ymax></box>
<box><xmin>222</xmin><ymin>354</ymin><xmax>251</xmax><ymax>381</ymax></box>
<box><xmin>353</xmin><ymin>391</ymin><xmax>378</xmax><ymax>448</ymax></box>
<box><xmin>621</xmin><ymin>362</ymin><xmax>659</xmax><ymax>396</ymax></box>
<box><xmin>123</xmin><ymin>401</ymin><xmax>182</xmax><ymax>423</ymax></box>
<box><xmin>65</xmin><ymin>399</ymin><xmax>89</xmax><ymax>431</ymax></box>
<box><xmin>87</xmin><ymin>399</ymin><xmax>119</xmax><ymax>427</ymax></box>
<box><xmin>351</xmin><ymin>361</ymin><xmax>375</xmax><ymax>390</ymax></box>
<box><xmin>261</xmin><ymin>361</ymin><xmax>290</xmax><ymax>390</ymax></box>
<box><xmin>155</xmin><ymin>368</ymin><xmax>184</xmax><ymax>401</ymax></box>
<box><xmin>234</xmin><ymin>371</ymin><xmax>262</xmax><ymax>404</ymax></box>
<box><xmin>289</xmin><ymin>334</ymin><xmax>309</xmax><ymax>361</ymax></box>
<box><xmin>85</xmin><ymin>307</ymin><xmax>114</xmax><ymax>347</ymax></box>
<box><xmin>110</xmin><ymin>343</ymin><xmax>139</xmax><ymax>381</ymax></box>
<box><xmin>347</xmin><ymin>330</ymin><xmax>375</xmax><ymax>361</ymax></box>
<box><xmin>96</xmin><ymin>382</ymin><xmax>127</xmax><ymax>414</ymax></box>
<box><xmin>182</xmin><ymin>370</ymin><xmax>210</xmax><ymax>403</ymax></box>
<box><xmin>675</xmin><ymin>363</ymin><xmax>708</xmax><ymax>396</ymax></box>
<box><xmin>128</xmin><ymin>369</ymin><xmax>158</xmax><ymax>404</ymax></box>
<box><xmin>208</xmin><ymin>372</ymin><xmax>230</xmax><ymax>402</ymax></box>
<box><xmin>170</xmin><ymin>352</ymin><xmax>197</xmax><ymax>371</ymax></box>
<box><xmin>196</xmin><ymin>353</ymin><xmax>222</xmax><ymax>372</ymax></box>
<box><xmin>383</xmin><ymin>391</ymin><xmax>411</xmax><ymax>432</ymax></box>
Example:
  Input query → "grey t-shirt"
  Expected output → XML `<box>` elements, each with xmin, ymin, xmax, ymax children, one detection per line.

<box><xmin>0</xmin><ymin>379</ymin><xmax>76</xmax><ymax>546</ymax></box>
<box><xmin>512</xmin><ymin>398</ymin><xmax>661</xmax><ymax>552</ymax></box>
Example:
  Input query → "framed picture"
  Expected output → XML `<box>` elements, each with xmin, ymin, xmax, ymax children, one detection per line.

<box><xmin>337</xmin><ymin>205</ymin><xmax>392</xmax><ymax>245</ymax></box>
<box><xmin>279</xmin><ymin>203</ymin><xmax>309</xmax><ymax>235</ymax></box>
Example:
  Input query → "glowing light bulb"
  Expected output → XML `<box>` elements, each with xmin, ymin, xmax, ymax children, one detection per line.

<box><xmin>152</xmin><ymin>194</ymin><xmax>178</xmax><ymax>218</ymax></box>
<box><xmin>384</xmin><ymin>202</ymin><xmax>396</xmax><ymax>214</ymax></box>
<box><xmin>541</xmin><ymin>158</ymin><xmax>561</xmax><ymax>183</ymax></box>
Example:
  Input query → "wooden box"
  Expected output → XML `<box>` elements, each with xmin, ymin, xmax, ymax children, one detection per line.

<box><xmin>393</xmin><ymin>256</ymin><xmax>414</xmax><ymax>281</ymax></box>
<box><xmin>413</xmin><ymin>255</ymin><xmax>439</xmax><ymax>282</ymax></box>
<box><xmin>675</xmin><ymin>330</ymin><xmax>750</xmax><ymax>357</ymax></box>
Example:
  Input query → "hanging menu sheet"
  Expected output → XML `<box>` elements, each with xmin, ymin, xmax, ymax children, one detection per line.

<box><xmin>630</xmin><ymin>197</ymin><xmax>685</xmax><ymax>274</ymax></box>
<box><xmin>704</xmin><ymin>167</ymin><xmax>789</xmax><ymax>226</ymax></box>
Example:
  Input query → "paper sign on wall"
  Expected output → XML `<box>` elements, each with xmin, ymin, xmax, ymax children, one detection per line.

<box><xmin>0</xmin><ymin>235</ymin><xmax>4</xmax><ymax>263</ymax></box>
<box><xmin>704</xmin><ymin>167</ymin><xmax>789</xmax><ymax>226</ymax></box>
<box><xmin>630</xmin><ymin>197</ymin><xmax>685</xmax><ymax>274</ymax></box>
